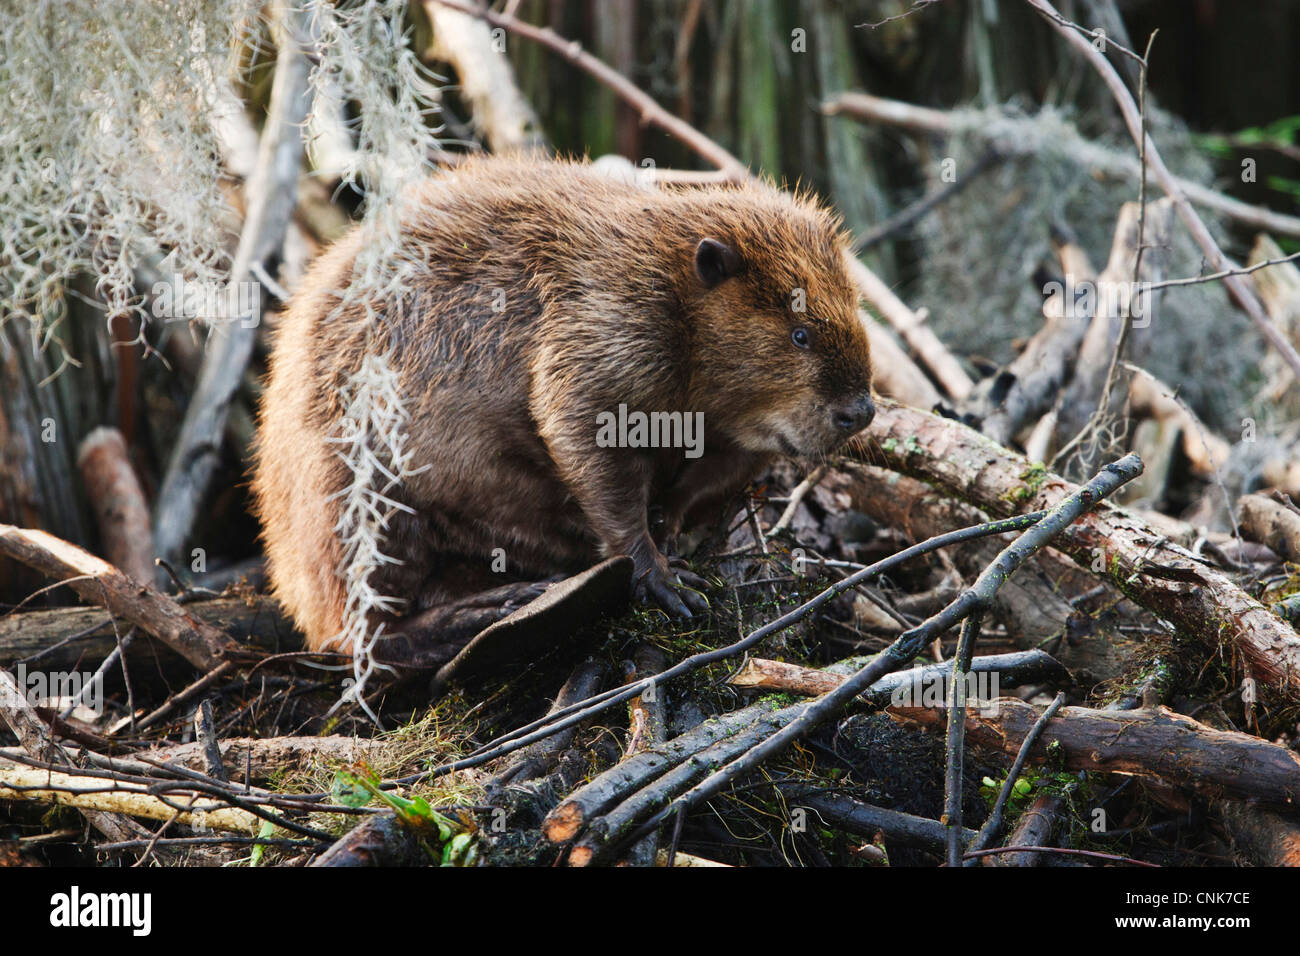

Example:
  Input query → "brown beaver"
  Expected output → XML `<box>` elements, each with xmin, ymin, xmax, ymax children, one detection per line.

<box><xmin>251</xmin><ymin>157</ymin><xmax>874</xmax><ymax>663</ymax></box>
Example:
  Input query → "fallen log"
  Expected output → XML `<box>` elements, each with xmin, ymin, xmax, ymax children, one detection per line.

<box><xmin>891</xmin><ymin>699</ymin><xmax>1300</xmax><ymax>809</ymax></box>
<box><xmin>845</xmin><ymin>463</ymin><xmax>1142</xmax><ymax>685</ymax></box>
<box><xmin>857</xmin><ymin>400</ymin><xmax>1300</xmax><ymax>696</ymax></box>
<box><xmin>986</xmin><ymin>792</ymin><xmax>1064</xmax><ymax>867</ymax></box>
<box><xmin>0</xmin><ymin>761</ymin><xmax>261</xmax><ymax>833</ymax></box>
<box><xmin>0</xmin><ymin>524</ymin><xmax>242</xmax><ymax>672</ymax></box>
<box><xmin>1238</xmin><ymin>494</ymin><xmax>1300</xmax><ymax>564</ymax></box>
<box><xmin>0</xmin><ymin>595</ymin><xmax>296</xmax><ymax>672</ymax></box>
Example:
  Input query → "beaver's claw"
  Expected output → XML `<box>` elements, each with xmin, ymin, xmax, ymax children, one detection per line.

<box><xmin>634</xmin><ymin>560</ymin><xmax>710</xmax><ymax>618</ymax></box>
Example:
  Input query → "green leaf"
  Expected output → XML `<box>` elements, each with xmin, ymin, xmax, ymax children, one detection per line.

<box><xmin>249</xmin><ymin>820</ymin><xmax>276</xmax><ymax>867</ymax></box>
<box><xmin>332</xmin><ymin>770</ymin><xmax>375</xmax><ymax>809</ymax></box>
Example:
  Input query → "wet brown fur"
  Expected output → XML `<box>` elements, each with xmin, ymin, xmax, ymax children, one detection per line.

<box><xmin>251</xmin><ymin>157</ymin><xmax>873</xmax><ymax>652</ymax></box>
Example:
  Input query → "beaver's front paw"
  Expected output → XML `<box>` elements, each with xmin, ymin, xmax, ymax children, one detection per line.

<box><xmin>633</xmin><ymin>558</ymin><xmax>710</xmax><ymax>618</ymax></box>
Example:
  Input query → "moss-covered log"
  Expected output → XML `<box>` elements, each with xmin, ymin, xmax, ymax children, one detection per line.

<box><xmin>858</xmin><ymin>400</ymin><xmax>1300</xmax><ymax>697</ymax></box>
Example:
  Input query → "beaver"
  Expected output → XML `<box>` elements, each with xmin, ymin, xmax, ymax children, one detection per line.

<box><xmin>251</xmin><ymin>157</ymin><xmax>875</xmax><ymax>662</ymax></box>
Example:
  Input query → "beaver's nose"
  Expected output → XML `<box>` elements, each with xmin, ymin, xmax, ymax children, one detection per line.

<box><xmin>831</xmin><ymin>395</ymin><xmax>876</xmax><ymax>433</ymax></box>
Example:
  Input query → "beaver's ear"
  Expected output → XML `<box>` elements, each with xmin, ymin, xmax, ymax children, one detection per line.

<box><xmin>694</xmin><ymin>238</ymin><xmax>743</xmax><ymax>288</ymax></box>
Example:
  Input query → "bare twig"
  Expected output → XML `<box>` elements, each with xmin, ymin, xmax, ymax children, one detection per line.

<box><xmin>851</xmin><ymin>148</ymin><xmax>1002</xmax><ymax>253</ymax></box>
<box><xmin>857</xmin><ymin>0</ymin><xmax>941</xmax><ymax>30</ymax></box>
<box><xmin>1147</xmin><ymin>249</ymin><xmax>1300</xmax><ymax>292</ymax></box>
<box><xmin>391</xmin><ymin>509</ymin><xmax>1052</xmax><ymax>787</ymax></box>
<box><xmin>109</xmin><ymin>662</ymin><xmax>238</xmax><ymax>735</ymax></box>
<box><xmin>626</xmin><ymin>456</ymin><xmax>1140</xmax><ymax>849</ymax></box>
<box><xmin>967</xmin><ymin>692</ymin><xmax>1066</xmax><ymax>861</ymax></box>
<box><xmin>193</xmin><ymin>699</ymin><xmax>228</xmax><ymax>783</ymax></box>
<box><xmin>1026</xmin><ymin>0</ymin><xmax>1300</xmax><ymax>381</ymax></box>
<box><xmin>943</xmin><ymin>612</ymin><xmax>983</xmax><ymax>866</ymax></box>
<box><xmin>767</xmin><ymin>465</ymin><xmax>828</xmax><ymax>539</ymax></box>
<box><xmin>430</xmin><ymin>0</ymin><xmax>747</xmax><ymax>179</ymax></box>
<box><xmin>822</xmin><ymin>90</ymin><xmax>1300</xmax><ymax>240</ymax></box>
<box><xmin>1027</xmin><ymin>0</ymin><xmax>1147</xmax><ymax>64</ymax></box>
<box><xmin>962</xmin><ymin>844</ymin><xmax>1158</xmax><ymax>867</ymax></box>
<box><xmin>1051</xmin><ymin>30</ymin><xmax>1159</xmax><ymax>471</ymax></box>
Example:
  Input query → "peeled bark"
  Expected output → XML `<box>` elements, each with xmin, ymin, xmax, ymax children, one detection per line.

<box><xmin>76</xmin><ymin>427</ymin><xmax>154</xmax><ymax>585</ymax></box>
<box><xmin>1238</xmin><ymin>494</ymin><xmax>1300</xmax><ymax>564</ymax></box>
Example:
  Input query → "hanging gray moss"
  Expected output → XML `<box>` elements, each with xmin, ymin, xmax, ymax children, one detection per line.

<box><xmin>910</xmin><ymin>102</ymin><xmax>1263</xmax><ymax>436</ymax></box>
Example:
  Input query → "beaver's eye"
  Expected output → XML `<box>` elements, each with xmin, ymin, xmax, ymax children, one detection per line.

<box><xmin>791</xmin><ymin>327</ymin><xmax>811</xmax><ymax>350</ymax></box>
